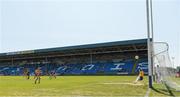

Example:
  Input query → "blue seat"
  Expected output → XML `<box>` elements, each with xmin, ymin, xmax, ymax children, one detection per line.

<box><xmin>0</xmin><ymin>59</ymin><xmax>148</xmax><ymax>75</ymax></box>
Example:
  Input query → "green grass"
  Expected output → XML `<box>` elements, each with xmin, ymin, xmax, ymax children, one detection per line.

<box><xmin>150</xmin><ymin>83</ymin><xmax>180</xmax><ymax>97</ymax></box>
<box><xmin>149</xmin><ymin>77</ymin><xmax>180</xmax><ymax>97</ymax></box>
<box><xmin>0</xmin><ymin>76</ymin><xmax>179</xmax><ymax>96</ymax></box>
<box><xmin>172</xmin><ymin>77</ymin><xmax>180</xmax><ymax>85</ymax></box>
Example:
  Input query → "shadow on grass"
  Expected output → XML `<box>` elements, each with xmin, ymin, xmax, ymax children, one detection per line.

<box><xmin>151</xmin><ymin>87</ymin><xmax>172</xmax><ymax>96</ymax></box>
<box><xmin>164</xmin><ymin>84</ymin><xmax>175</xmax><ymax>97</ymax></box>
<box><xmin>151</xmin><ymin>85</ymin><xmax>175</xmax><ymax>97</ymax></box>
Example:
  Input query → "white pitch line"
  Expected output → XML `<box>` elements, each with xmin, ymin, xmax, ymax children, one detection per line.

<box><xmin>144</xmin><ymin>88</ymin><xmax>151</xmax><ymax>97</ymax></box>
<box><xmin>101</xmin><ymin>82</ymin><xmax>144</xmax><ymax>86</ymax></box>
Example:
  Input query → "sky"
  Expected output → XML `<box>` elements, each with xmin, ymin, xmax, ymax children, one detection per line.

<box><xmin>0</xmin><ymin>0</ymin><xmax>179</xmax><ymax>67</ymax></box>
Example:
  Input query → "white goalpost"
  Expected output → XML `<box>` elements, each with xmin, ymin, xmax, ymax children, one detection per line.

<box><xmin>146</xmin><ymin>0</ymin><xmax>179</xmax><ymax>91</ymax></box>
<box><xmin>146</xmin><ymin>0</ymin><xmax>153</xmax><ymax>88</ymax></box>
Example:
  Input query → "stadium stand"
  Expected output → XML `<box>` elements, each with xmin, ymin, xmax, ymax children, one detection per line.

<box><xmin>0</xmin><ymin>39</ymin><xmax>148</xmax><ymax>76</ymax></box>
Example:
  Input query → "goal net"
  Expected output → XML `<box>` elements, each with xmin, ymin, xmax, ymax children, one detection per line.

<box><xmin>154</xmin><ymin>42</ymin><xmax>180</xmax><ymax>91</ymax></box>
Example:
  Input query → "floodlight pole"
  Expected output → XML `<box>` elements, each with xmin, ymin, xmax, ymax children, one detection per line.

<box><xmin>146</xmin><ymin>0</ymin><xmax>153</xmax><ymax>88</ymax></box>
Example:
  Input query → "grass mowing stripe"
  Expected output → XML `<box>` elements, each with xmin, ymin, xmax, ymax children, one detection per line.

<box><xmin>0</xmin><ymin>76</ymin><xmax>149</xmax><ymax>96</ymax></box>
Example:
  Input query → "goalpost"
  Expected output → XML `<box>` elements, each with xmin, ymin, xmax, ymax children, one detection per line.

<box><xmin>146</xmin><ymin>0</ymin><xmax>153</xmax><ymax>88</ymax></box>
<box><xmin>146</xmin><ymin>0</ymin><xmax>180</xmax><ymax>91</ymax></box>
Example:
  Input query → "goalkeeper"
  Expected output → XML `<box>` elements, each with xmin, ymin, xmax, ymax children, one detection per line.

<box><xmin>134</xmin><ymin>69</ymin><xmax>144</xmax><ymax>83</ymax></box>
<box><xmin>138</xmin><ymin>69</ymin><xmax>144</xmax><ymax>81</ymax></box>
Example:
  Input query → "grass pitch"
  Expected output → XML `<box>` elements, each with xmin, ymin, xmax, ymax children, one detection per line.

<box><xmin>0</xmin><ymin>76</ymin><xmax>179</xmax><ymax>96</ymax></box>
